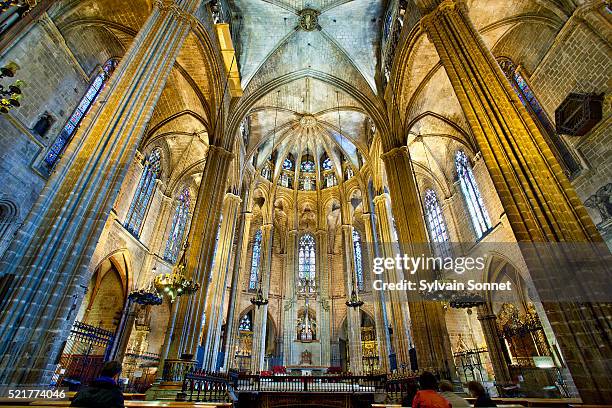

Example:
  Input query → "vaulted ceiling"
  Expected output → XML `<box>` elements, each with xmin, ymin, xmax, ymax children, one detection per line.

<box><xmin>229</xmin><ymin>0</ymin><xmax>384</xmax><ymax>165</ymax></box>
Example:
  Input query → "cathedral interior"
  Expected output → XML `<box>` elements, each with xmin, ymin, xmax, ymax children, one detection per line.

<box><xmin>0</xmin><ymin>0</ymin><xmax>610</xmax><ymax>407</ymax></box>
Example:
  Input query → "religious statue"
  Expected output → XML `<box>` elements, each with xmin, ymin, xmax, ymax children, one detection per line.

<box><xmin>300</xmin><ymin>349</ymin><xmax>312</xmax><ymax>365</ymax></box>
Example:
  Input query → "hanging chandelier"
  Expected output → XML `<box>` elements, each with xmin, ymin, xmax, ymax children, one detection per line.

<box><xmin>128</xmin><ymin>281</ymin><xmax>163</xmax><ymax>306</ymax></box>
<box><xmin>0</xmin><ymin>62</ymin><xmax>24</xmax><ymax>114</ymax></box>
<box><xmin>449</xmin><ymin>292</ymin><xmax>485</xmax><ymax>309</ymax></box>
<box><xmin>154</xmin><ymin>242</ymin><xmax>199</xmax><ymax>303</ymax></box>
<box><xmin>250</xmin><ymin>287</ymin><xmax>269</xmax><ymax>307</ymax></box>
<box><xmin>346</xmin><ymin>289</ymin><xmax>364</xmax><ymax>309</ymax></box>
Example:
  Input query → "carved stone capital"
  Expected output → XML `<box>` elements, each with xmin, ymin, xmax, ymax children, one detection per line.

<box><xmin>223</xmin><ymin>192</ymin><xmax>242</xmax><ymax>205</ymax></box>
<box><xmin>380</xmin><ymin>145</ymin><xmax>409</xmax><ymax>164</ymax></box>
<box><xmin>420</xmin><ymin>0</ymin><xmax>467</xmax><ymax>32</ymax></box>
<box><xmin>154</xmin><ymin>0</ymin><xmax>197</xmax><ymax>25</ymax></box>
<box><xmin>373</xmin><ymin>193</ymin><xmax>391</xmax><ymax>205</ymax></box>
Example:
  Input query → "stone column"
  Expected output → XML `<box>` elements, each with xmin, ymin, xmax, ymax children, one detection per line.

<box><xmin>250</xmin><ymin>223</ymin><xmax>273</xmax><ymax>372</ymax></box>
<box><xmin>166</xmin><ymin>145</ymin><xmax>233</xmax><ymax>360</ymax></box>
<box><xmin>341</xmin><ymin>224</ymin><xmax>363</xmax><ymax>374</ymax></box>
<box><xmin>361</xmin><ymin>212</ymin><xmax>391</xmax><ymax>372</ymax></box>
<box><xmin>201</xmin><ymin>193</ymin><xmax>241</xmax><ymax>370</ymax></box>
<box><xmin>373</xmin><ymin>193</ymin><xmax>413</xmax><ymax>370</ymax></box>
<box><xmin>0</xmin><ymin>0</ymin><xmax>202</xmax><ymax>386</ymax></box>
<box><xmin>221</xmin><ymin>202</ymin><xmax>252</xmax><ymax>371</ymax></box>
<box><xmin>421</xmin><ymin>0</ymin><xmax>611</xmax><ymax>401</ymax></box>
<box><xmin>315</xmin><ymin>229</ymin><xmax>331</xmax><ymax>366</ymax></box>
<box><xmin>476</xmin><ymin>303</ymin><xmax>512</xmax><ymax>385</ymax></box>
<box><xmin>381</xmin><ymin>148</ymin><xmax>455</xmax><ymax>377</ymax></box>
<box><xmin>282</xmin><ymin>230</ymin><xmax>298</xmax><ymax>365</ymax></box>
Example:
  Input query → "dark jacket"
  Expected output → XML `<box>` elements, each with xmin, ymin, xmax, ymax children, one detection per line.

<box><xmin>71</xmin><ymin>377</ymin><xmax>124</xmax><ymax>408</ymax></box>
<box><xmin>474</xmin><ymin>394</ymin><xmax>498</xmax><ymax>407</ymax></box>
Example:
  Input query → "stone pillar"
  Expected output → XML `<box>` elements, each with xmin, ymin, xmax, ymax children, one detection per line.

<box><xmin>221</xmin><ymin>202</ymin><xmax>252</xmax><ymax>371</ymax></box>
<box><xmin>341</xmin><ymin>224</ymin><xmax>363</xmax><ymax>374</ymax></box>
<box><xmin>315</xmin><ymin>229</ymin><xmax>331</xmax><ymax>367</ymax></box>
<box><xmin>0</xmin><ymin>0</ymin><xmax>202</xmax><ymax>386</ymax></box>
<box><xmin>281</xmin><ymin>230</ymin><xmax>298</xmax><ymax>365</ymax></box>
<box><xmin>373</xmin><ymin>193</ymin><xmax>413</xmax><ymax>369</ymax></box>
<box><xmin>166</xmin><ymin>145</ymin><xmax>233</xmax><ymax>361</ymax></box>
<box><xmin>476</xmin><ymin>304</ymin><xmax>512</xmax><ymax>385</ymax></box>
<box><xmin>201</xmin><ymin>193</ymin><xmax>241</xmax><ymax>370</ymax></box>
<box><xmin>421</xmin><ymin>0</ymin><xmax>611</xmax><ymax>401</ymax></box>
<box><xmin>251</xmin><ymin>223</ymin><xmax>273</xmax><ymax>372</ymax></box>
<box><xmin>381</xmin><ymin>148</ymin><xmax>455</xmax><ymax>377</ymax></box>
<box><xmin>361</xmin><ymin>212</ymin><xmax>391</xmax><ymax>372</ymax></box>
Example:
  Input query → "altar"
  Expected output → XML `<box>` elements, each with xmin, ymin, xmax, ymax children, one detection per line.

<box><xmin>285</xmin><ymin>365</ymin><xmax>328</xmax><ymax>376</ymax></box>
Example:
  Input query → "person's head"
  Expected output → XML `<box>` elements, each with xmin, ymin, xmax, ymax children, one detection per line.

<box><xmin>100</xmin><ymin>361</ymin><xmax>122</xmax><ymax>380</ymax></box>
<box><xmin>419</xmin><ymin>371</ymin><xmax>438</xmax><ymax>390</ymax></box>
<box><xmin>439</xmin><ymin>380</ymin><xmax>454</xmax><ymax>392</ymax></box>
<box><xmin>467</xmin><ymin>381</ymin><xmax>486</xmax><ymax>397</ymax></box>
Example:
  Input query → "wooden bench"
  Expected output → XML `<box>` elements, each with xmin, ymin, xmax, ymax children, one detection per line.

<box><xmin>569</xmin><ymin>406</ymin><xmax>612</xmax><ymax>408</ymax></box>
<box><xmin>373</xmin><ymin>397</ymin><xmax>585</xmax><ymax>408</ymax></box>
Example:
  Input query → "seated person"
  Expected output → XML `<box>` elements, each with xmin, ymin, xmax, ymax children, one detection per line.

<box><xmin>468</xmin><ymin>381</ymin><xmax>497</xmax><ymax>407</ymax></box>
<box><xmin>71</xmin><ymin>361</ymin><xmax>124</xmax><ymax>408</ymax></box>
<box><xmin>439</xmin><ymin>380</ymin><xmax>470</xmax><ymax>407</ymax></box>
<box><xmin>412</xmin><ymin>372</ymin><xmax>451</xmax><ymax>408</ymax></box>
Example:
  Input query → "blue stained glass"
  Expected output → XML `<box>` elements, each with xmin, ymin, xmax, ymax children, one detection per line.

<box><xmin>78</xmin><ymin>97</ymin><xmax>92</xmax><ymax>112</ymax></box>
<box><xmin>352</xmin><ymin>230</ymin><xmax>364</xmax><ymax>291</ymax></box>
<box><xmin>301</xmin><ymin>160</ymin><xmax>315</xmax><ymax>173</ymax></box>
<box><xmin>70</xmin><ymin>109</ymin><xmax>83</xmax><ymax>124</ymax></box>
<box><xmin>64</xmin><ymin>123</ymin><xmax>75</xmax><ymax>134</ymax></box>
<box><xmin>239</xmin><ymin>313</ymin><xmax>252</xmax><ymax>331</ymax></box>
<box><xmin>455</xmin><ymin>151</ymin><xmax>491</xmax><ymax>238</ymax></box>
<box><xmin>384</xmin><ymin>10</ymin><xmax>393</xmax><ymax>39</ymax></box>
<box><xmin>283</xmin><ymin>158</ymin><xmax>293</xmax><ymax>170</ymax></box>
<box><xmin>164</xmin><ymin>188</ymin><xmax>191</xmax><ymax>263</ymax></box>
<box><xmin>249</xmin><ymin>230</ymin><xmax>263</xmax><ymax>291</ymax></box>
<box><xmin>298</xmin><ymin>234</ymin><xmax>316</xmax><ymax>292</ymax></box>
<box><xmin>322</xmin><ymin>157</ymin><xmax>332</xmax><ymax>170</ymax></box>
<box><xmin>424</xmin><ymin>189</ymin><xmax>449</xmax><ymax>243</ymax></box>
<box><xmin>44</xmin><ymin>60</ymin><xmax>116</xmax><ymax>169</ymax></box>
<box><xmin>125</xmin><ymin>149</ymin><xmax>161</xmax><ymax>237</ymax></box>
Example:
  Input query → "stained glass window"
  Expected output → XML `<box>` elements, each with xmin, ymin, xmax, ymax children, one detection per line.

<box><xmin>249</xmin><ymin>229</ymin><xmax>262</xmax><ymax>291</ymax></box>
<box><xmin>298</xmin><ymin>234</ymin><xmax>316</xmax><ymax>292</ymax></box>
<box><xmin>498</xmin><ymin>59</ymin><xmax>580</xmax><ymax>175</ymax></box>
<box><xmin>240</xmin><ymin>118</ymin><xmax>249</xmax><ymax>146</ymax></box>
<box><xmin>301</xmin><ymin>176</ymin><xmax>315</xmax><ymax>191</ymax></box>
<box><xmin>44</xmin><ymin>60</ymin><xmax>117</xmax><ymax>169</ymax></box>
<box><xmin>352</xmin><ymin>229</ymin><xmax>364</xmax><ymax>291</ymax></box>
<box><xmin>283</xmin><ymin>158</ymin><xmax>293</xmax><ymax>170</ymax></box>
<box><xmin>383</xmin><ymin>10</ymin><xmax>393</xmax><ymax>40</ymax></box>
<box><xmin>424</xmin><ymin>189</ymin><xmax>449</xmax><ymax>244</ymax></box>
<box><xmin>280</xmin><ymin>173</ymin><xmax>291</xmax><ymax>188</ymax></box>
<box><xmin>325</xmin><ymin>173</ymin><xmax>337</xmax><ymax>188</ymax></box>
<box><xmin>125</xmin><ymin>149</ymin><xmax>161</xmax><ymax>237</ymax></box>
<box><xmin>301</xmin><ymin>160</ymin><xmax>315</xmax><ymax>173</ymax></box>
<box><xmin>345</xmin><ymin>166</ymin><xmax>354</xmax><ymax>180</ymax></box>
<box><xmin>261</xmin><ymin>165</ymin><xmax>272</xmax><ymax>180</ymax></box>
<box><xmin>455</xmin><ymin>151</ymin><xmax>491</xmax><ymax>238</ymax></box>
<box><xmin>322</xmin><ymin>157</ymin><xmax>332</xmax><ymax>170</ymax></box>
<box><xmin>163</xmin><ymin>188</ymin><xmax>191</xmax><ymax>263</ymax></box>
<box><xmin>239</xmin><ymin>313</ymin><xmax>252</xmax><ymax>331</ymax></box>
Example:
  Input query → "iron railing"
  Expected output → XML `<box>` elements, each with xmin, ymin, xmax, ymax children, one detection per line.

<box><xmin>177</xmin><ymin>370</ymin><xmax>420</xmax><ymax>404</ymax></box>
